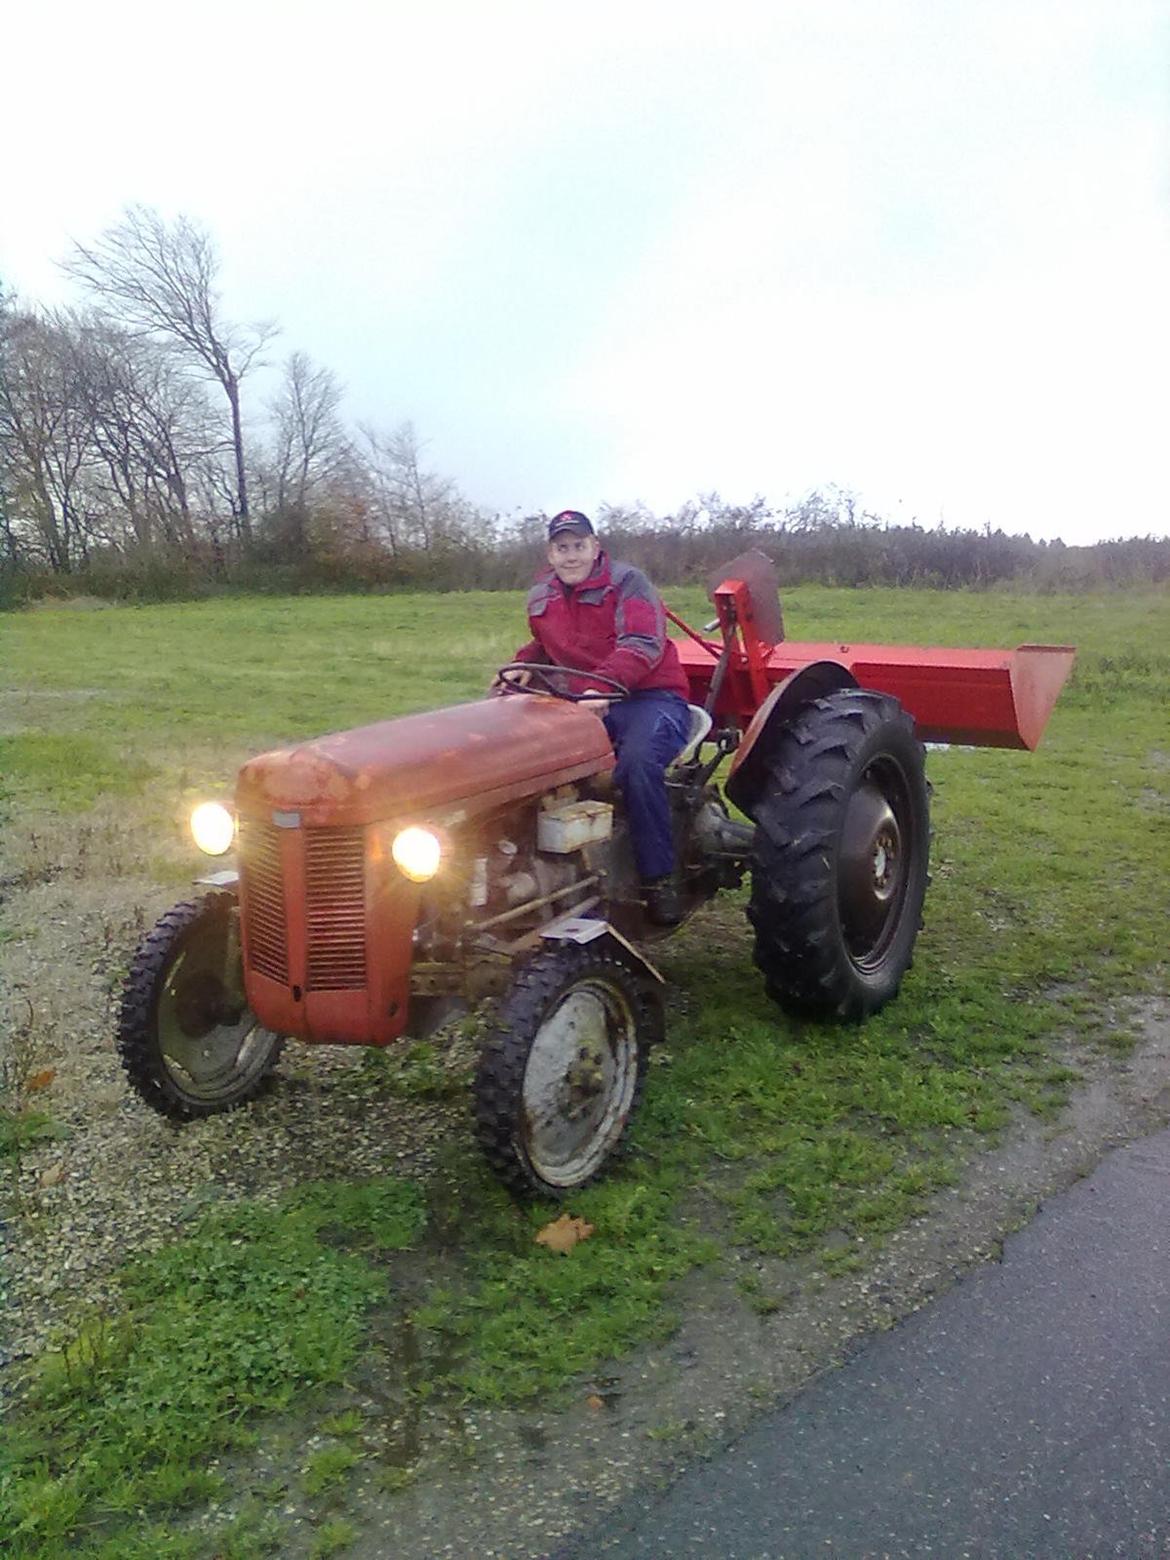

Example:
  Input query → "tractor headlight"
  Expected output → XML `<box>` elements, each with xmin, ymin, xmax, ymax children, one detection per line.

<box><xmin>391</xmin><ymin>826</ymin><xmax>442</xmax><ymax>883</ymax></box>
<box><xmin>190</xmin><ymin>801</ymin><xmax>236</xmax><ymax>856</ymax></box>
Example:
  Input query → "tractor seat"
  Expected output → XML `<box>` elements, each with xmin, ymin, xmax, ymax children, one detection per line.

<box><xmin>671</xmin><ymin>704</ymin><xmax>713</xmax><ymax>768</ymax></box>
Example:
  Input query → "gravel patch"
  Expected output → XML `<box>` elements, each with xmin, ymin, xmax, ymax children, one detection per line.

<box><xmin>0</xmin><ymin>799</ymin><xmax>469</xmax><ymax>1378</ymax></box>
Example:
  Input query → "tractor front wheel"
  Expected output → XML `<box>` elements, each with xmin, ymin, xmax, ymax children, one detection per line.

<box><xmin>474</xmin><ymin>944</ymin><xmax>659</xmax><ymax>1198</ymax></box>
<box><xmin>117</xmin><ymin>891</ymin><xmax>284</xmax><ymax>1119</ymax></box>
<box><xmin>747</xmin><ymin>689</ymin><xmax>930</xmax><ymax>1020</ymax></box>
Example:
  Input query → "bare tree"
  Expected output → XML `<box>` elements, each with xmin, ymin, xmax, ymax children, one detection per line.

<box><xmin>262</xmin><ymin>352</ymin><xmax>349</xmax><ymax>557</ymax></box>
<box><xmin>0</xmin><ymin>307</ymin><xmax>96</xmax><ymax>571</ymax></box>
<box><xmin>358</xmin><ymin>419</ymin><xmax>476</xmax><ymax>558</ymax></box>
<box><xmin>62</xmin><ymin>205</ymin><xmax>277</xmax><ymax>547</ymax></box>
<box><xmin>70</xmin><ymin>320</ymin><xmax>219</xmax><ymax>553</ymax></box>
<box><xmin>357</xmin><ymin>422</ymin><xmax>405</xmax><ymax>559</ymax></box>
<box><xmin>0</xmin><ymin>280</ymin><xmax>16</xmax><ymax>565</ymax></box>
<box><xmin>595</xmin><ymin>500</ymin><xmax>660</xmax><ymax>535</ymax></box>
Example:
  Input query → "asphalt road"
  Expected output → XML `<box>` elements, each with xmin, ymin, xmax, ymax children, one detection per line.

<box><xmin>559</xmin><ymin>1125</ymin><xmax>1170</xmax><ymax>1559</ymax></box>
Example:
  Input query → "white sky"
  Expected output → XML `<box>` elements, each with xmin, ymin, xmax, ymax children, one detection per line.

<box><xmin>4</xmin><ymin>0</ymin><xmax>1168</xmax><ymax>543</ymax></box>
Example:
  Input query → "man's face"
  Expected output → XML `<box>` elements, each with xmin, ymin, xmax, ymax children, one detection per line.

<box><xmin>547</xmin><ymin>531</ymin><xmax>601</xmax><ymax>585</ymax></box>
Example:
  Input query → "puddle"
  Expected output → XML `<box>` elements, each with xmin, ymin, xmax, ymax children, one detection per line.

<box><xmin>355</xmin><ymin>1299</ymin><xmax>471</xmax><ymax>1471</ymax></box>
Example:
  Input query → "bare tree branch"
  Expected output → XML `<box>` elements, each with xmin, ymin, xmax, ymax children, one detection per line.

<box><xmin>357</xmin><ymin>419</ymin><xmax>477</xmax><ymax>559</ymax></box>
<box><xmin>61</xmin><ymin>205</ymin><xmax>278</xmax><ymax>544</ymax></box>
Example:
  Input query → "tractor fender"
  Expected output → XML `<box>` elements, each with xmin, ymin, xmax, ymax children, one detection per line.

<box><xmin>538</xmin><ymin>914</ymin><xmax>665</xmax><ymax>985</ymax></box>
<box><xmin>725</xmin><ymin>659</ymin><xmax>858</xmax><ymax>818</ymax></box>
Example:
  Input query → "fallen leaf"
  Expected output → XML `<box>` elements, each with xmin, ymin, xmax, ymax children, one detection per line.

<box><xmin>40</xmin><ymin>1163</ymin><xmax>65</xmax><ymax>1187</ymax></box>
<box><xmin>27</xmin><ymin>1068</ymin><xmax>56</xmax><ymax>1092</ymax></box>
<box><xmin>534</xmin><ymin>1213</ymin><xmax>595</xmax><ymax>1255</ymax></box>
<box><xmin>585</xmin><ymin>1394</ymin><xmax>605</xmax><ymax>1412</ymax></box>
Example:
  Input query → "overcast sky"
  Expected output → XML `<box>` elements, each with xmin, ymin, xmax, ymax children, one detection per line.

<box><xmin>5</xmin><ymin>0</ymin><xmax>1168</xmax><ymax>543</ymax></box>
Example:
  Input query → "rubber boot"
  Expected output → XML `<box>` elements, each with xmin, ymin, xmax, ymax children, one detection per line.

<box><xmin>643</xmin><ymin>876</ymin><xmax>683</xmax><ymax>927</ymax></box>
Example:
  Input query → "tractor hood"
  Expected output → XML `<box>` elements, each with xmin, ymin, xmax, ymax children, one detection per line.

<box><xmin>236</xmin><ymin>696</ymin><xmax>615</xmax><ymax>828</ymax></box>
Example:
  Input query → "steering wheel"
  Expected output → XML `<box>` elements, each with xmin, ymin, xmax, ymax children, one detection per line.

<box><xmin>494</xmin><ymin>662</ymin><xmax>629</xmax><ymax>702</ymax></box>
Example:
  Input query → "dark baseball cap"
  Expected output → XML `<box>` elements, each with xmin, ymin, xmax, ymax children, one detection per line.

<box><xmin>547</xmin><ymin>509</ymin><xmax>594</xmax><ymax>539</ymax></box>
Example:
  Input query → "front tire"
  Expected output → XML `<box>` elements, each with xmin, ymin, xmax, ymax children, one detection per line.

<box><xmin>747</xmin><ymin>689</ymin><xmax>930</xmax><ymax>1019</ymax></box>
<box><xmin>473</xmin><ymin>944</ymin><xmax>660</xmax><ymax>1198</ymax></box>
<box><xmin>117</xmin><ymin>891</ymin><xmax>284</xmax><ymax>1119</ymax></box>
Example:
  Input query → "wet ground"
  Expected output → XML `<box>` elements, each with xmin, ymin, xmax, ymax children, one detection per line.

<box><xmin>4</xmin><ymin>760</ymin><xmax>1168</xmax><ymax>1556</ymax></box>
<box><xmin>285</xmin><ymin>1003</ymin><xmax>1170</xmax><ymax>1559</ymax></box>
<box><xmin>562</xmin><ymin>1115</ymin><xmax>1170</xmax><ymax>1557</ymax></box>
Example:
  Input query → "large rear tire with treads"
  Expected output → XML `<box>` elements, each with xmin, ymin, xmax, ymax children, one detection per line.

<box><xmin>747</xmin><ymin>689</ymin><xmax>930</xmax><ymax>1019</ymax></box>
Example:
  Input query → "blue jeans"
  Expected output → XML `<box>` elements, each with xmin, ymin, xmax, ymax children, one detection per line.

<box><xmin>603</xmin><ymin>693</ymin><xmax>691</xmax><ymax>881</ymax></box>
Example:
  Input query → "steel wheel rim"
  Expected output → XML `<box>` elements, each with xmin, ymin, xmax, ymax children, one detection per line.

<box><xmin>521</xmin><ymin>978</ymin><xmax>639</xmax><ymax>1187</ymax></box>
<box><xmin>838</xmin><ymin>760</ymin><xmax>912</xmax><ymax>970</ymax></box>
<box><xmin>157</xmin><ymin>928</ymin><xmax>276</xmax><ymax>1104</ymax></box>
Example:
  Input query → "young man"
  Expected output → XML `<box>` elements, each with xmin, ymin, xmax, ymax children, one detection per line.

<box><xmin>506</xmin><ymin>509</ymin><xmax>691</xmax><ymax>925</ymax></box>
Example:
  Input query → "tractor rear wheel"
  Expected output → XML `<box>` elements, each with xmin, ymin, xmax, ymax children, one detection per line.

<box><xmin>117</xmin><ymin>891</ymin><xmax>284</xmax><ymax>1118</ymax></box>
<box><xmin>747</xmin><ymin>689</ymin><xmax>930</xmax><ymax>1020</ymax></box>
<box><xmin>474</xmin><ymin>943</ymin><xmax>659</xmax><ymax>1198</ymax></box>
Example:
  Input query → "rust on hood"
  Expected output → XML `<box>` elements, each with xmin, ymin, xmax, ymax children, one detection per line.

<box><xmin>236</xmin><ymin>696</ymin><xmax>615</xmax><ymax>826</ymax></box>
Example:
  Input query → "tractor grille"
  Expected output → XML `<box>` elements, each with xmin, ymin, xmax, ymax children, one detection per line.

<box><xmin>239</xmin><ymin>820</ymin><xmax>367</xmax><ymax>992</ymax></box>
<box><xmin>239</xmin><ymin>818</ymin><xmax>288</xmax><ymax>984</ymax></box>
<box><xmin>305</xmin><ymin>826</ymin><xmax>367</xmax><ymax>991</ymax></box>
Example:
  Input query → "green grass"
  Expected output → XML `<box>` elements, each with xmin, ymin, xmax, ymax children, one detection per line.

<box><xmin>355</xmin><ymin>1039</ymin><xmax>466</xmax><ymax>1101</ymax></box>
<box><xmin>2</xmin><ymin>1181</ymin><xmax>425</xmax><ymax>1557</ymax></box>
<box><xmin>309</xmin><ymin>1520</ymin><xmax>358</xmax><ymax>1559</ymax></box>
<box><xmin>302</xmin><ymin>1444</ymin><xmax>362</xmax><ymax>1499</ymax></box>
<box><xmin>3</xmin><ymin>584</ymin><xmax>1166</xmax><ymax>812</ymax></box>
<box><xmin>0</xmin><ymin>731</ymin><xmax>157</xmax><ymax>810</ymax></box>
<box><xmin>2</xmin><ymin>583</ymin><xmax>1168</xmax><ymax>1552</ymax></box>
<box><xmin>409</xmin><ymin>1165</ymin><xmax>713</xmax><ymax>1405</ymax></box>
<box><xmin>0</xmin><ymin>1109</ymin><xmax>64</xmax><ymax>1157</ymax></box>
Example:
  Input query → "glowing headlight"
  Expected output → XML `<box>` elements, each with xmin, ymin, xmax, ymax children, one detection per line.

<box><xmin>391</xmin><ymin>826</ymin><xmax>442</xmax><ymax>882</ymax></box>
<box><xmin>190</xmin><ymin>801</ymin><xmax>235</xmax><ymax>856</ymax></box>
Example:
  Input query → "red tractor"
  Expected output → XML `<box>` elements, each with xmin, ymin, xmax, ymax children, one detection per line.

<box><xmin>117</xmin><ymin>554</ymin><xmax>1074</xmax><ymax>1197</ymax></box>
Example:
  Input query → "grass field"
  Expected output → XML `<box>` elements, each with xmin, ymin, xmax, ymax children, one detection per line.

<box><xmin>2</xmin><ymin>584</ymin><xmax>1168</xmax><ymax>1556</ymax></box>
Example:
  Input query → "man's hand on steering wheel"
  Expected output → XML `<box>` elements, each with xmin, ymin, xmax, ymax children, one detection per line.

<box><xmin>489</xmin><ymin>666</ymin><xmax>532</xmax><ymax>696</ymax></box>
<box><xmin>492</xmin><ymin>662</ymin><xmax>628</xmax><ymax>707</ymax></box>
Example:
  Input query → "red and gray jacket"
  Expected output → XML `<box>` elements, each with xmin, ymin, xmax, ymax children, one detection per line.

<box><xmin>512</xmin><ymin>551</ymin><xmax>690</xmax><ymax>699</ymax></box>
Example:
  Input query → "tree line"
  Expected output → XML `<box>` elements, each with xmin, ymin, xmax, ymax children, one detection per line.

<box><xmin>2</xmin><ymin>206</ymin><xmax>1166</xmax><ymax>606</ymax></box>
<box><xmin>0</xmin><ymin>206</ymin><xmax>482</xmax><ymax>595</ymax></box>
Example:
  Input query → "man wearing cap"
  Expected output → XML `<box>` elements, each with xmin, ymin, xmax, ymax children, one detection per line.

<box><xmin>502</xmin><ymin>509</ymin><xmax>691</xmax><ymax>925</ymax></box>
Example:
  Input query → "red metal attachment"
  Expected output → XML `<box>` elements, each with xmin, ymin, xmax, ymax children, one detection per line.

<box><xmin>670</xmin><ymin>554</ymin><xmax>1074</xmax><ymax>751</ymax></box>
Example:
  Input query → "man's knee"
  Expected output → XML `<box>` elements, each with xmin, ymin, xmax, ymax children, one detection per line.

<box><xmin>609</xmin><ymin>699</ymin><xmax>689</xmax><ymax>774</ymax></box>
<box><xmin>612</xmin><ymin>748</ymin><xmax>665</xmax><ymax>790</ymax></box>
<box><xmin>612</xmin><ymin>730</ymin><xmax>678</xmax><ymax>810</ymax></box>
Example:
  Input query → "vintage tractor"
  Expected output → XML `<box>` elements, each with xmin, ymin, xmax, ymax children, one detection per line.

<box><xmin>117</xmin><ymin>553</ymin><xmax>1074</xmax><ymax>1196</ymax></box>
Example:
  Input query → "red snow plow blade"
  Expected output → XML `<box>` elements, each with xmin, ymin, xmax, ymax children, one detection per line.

<box><xmin>669</xmin><ymin>551</ymin><xmax>1076</xmax><ymax>751</ymax></box>
<box><xmin>675</xmin><ymin>637</ymin><xmax>1076</xmax><ymax>750</ymax></box>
